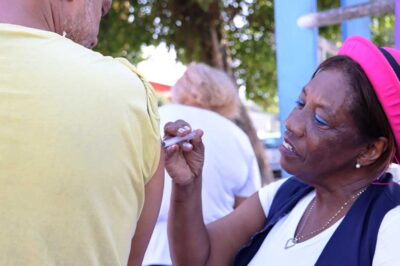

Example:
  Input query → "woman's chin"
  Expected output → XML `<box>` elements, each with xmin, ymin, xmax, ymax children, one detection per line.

<box><xmin>280</xmin><ymin>160</ymin><xmax>296</xmax><ymax>176</ymax></box>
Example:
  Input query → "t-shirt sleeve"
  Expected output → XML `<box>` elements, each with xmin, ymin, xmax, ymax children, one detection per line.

<box><xmin>372</xmin><ymin>206</ymin><xmax>400</xmax><ymax>266</ymax></box>
<box><xmin>235</xmin><ymin>154</ymin><xmax>262</xmax><ymax>197</ymax></box>
<box><xmin>116</xmin><ymin>57</ymin><xmax>161</xmax><ymax>184</ymax></box>
<box><xmin>258</xmin><ymin>178</ymin><xmax>288</xmax><ymax>217</ymax></box>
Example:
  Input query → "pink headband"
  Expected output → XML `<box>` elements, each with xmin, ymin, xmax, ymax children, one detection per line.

<box><xmin>338</xmin><ymin>36</ymin><xmax>400</xmax><ymax>162</ymax></box>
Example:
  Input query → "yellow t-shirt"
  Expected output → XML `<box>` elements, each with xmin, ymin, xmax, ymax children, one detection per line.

<box><xmin>0</xmin><ymin>24</ymin><xmax>160</xmax><ymax>265</ymax></box>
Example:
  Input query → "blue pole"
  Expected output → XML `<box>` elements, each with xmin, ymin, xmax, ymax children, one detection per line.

<box><xmin>274</xmin><ymin>0</ymin><xmax>318</xmax><ymax>176</ymax></box>
<box><xmin>341</xmin><ymin>0</ymin><xmax>371</xmax><ymax>40</ymax></box>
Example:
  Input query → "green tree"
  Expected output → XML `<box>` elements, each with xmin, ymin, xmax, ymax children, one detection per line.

<box><xmin>97</xmin><ymin>0</ymin><xmax>277</xmax><ymax>112</ymax></box>
<box><xmin>97</xmin><ymin>0</ymin><xmax>277</xmax><ymax>183</ymax></box>
<box><xmin>96</xmin><ymin>0</ymin><xmax>396</xmax><ymax>183</ymax></box>
<box><xmin>97</xmin><ymin>0</ymin><xmax>395</xmax><ymax>112</ymax></box>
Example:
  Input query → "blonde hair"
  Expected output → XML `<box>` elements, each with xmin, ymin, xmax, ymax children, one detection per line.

<box><xmin>171</xmin><ymin>63</ymin><xmax>241</xmax><ymax>120</ymax></box>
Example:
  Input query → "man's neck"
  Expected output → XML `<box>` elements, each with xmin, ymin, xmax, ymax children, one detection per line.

<box><xmin>0</xmin><ymin>0</ymin><xmax>58</xmax><ymax>33</ymax></box>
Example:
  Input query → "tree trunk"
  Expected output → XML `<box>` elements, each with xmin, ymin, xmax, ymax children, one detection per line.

<box><xmin>204</xmin><ymin>2</ymin><xmax>274</xmax><ymax>184</ymax></box>
<box><xmin>177</xmin><ymin>0</ymin><xmax>275</xmax><ymax>184</ymax></box>
<box><xmin>235</xmin><ymin>104</ymin><xmax>275</xmax><ymax>185</ymax></box>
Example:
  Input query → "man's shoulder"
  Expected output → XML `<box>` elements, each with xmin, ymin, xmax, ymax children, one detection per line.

<box><xmin>16</xmin><ymin>30</ymin><xmax>140</xmax><ymax>84</ymax></box>
<box><xmin>56</xmin><ymin>40</ymin><xmax>137</xmax><ymax>76</ymax></box>
<box><xmin>5</xmin><ymin>28</ymin><xmax>149</xmax><ymax>102</ymax></box>
<box><xmin>42</xmin><ymin>38</ymin><xmax>147</xmax><ymax>94</ymax></box>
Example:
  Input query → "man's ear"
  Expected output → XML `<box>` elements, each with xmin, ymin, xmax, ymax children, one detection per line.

<box><xmin>358</xmin><ymin>137</ymin><xmax>388</xmax><ymax>167</ymax></box>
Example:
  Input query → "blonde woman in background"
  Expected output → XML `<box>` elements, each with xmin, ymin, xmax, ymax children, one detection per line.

<box><xmin>142</xmin><ymin>63</ymin><xmax>261</xmax><ymax>266</ymax></box>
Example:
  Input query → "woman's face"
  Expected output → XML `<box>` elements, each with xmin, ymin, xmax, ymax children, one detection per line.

<box><xmin>280</xmin><ymin>69</ymin><xmax>365</xmax><ymax>182</ymax></box>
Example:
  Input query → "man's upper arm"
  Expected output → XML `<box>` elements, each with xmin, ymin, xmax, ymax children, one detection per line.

<box><xmin>127</xmin><ymin>150</ymin><xmax>164</xmax><ymax>266</ymax></box>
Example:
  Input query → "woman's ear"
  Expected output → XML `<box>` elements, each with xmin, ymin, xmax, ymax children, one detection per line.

<box><xmin>358</xmin><ymin>137</ymin><xmax>388</xmax><ymax>166</ymax></box>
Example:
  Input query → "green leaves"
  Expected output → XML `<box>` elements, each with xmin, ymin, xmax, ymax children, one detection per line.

<box><xmin>95</xmin><ymin>0</ymin><xmax>394</xmax><ymax>113</ymax></box>
<box><xmin>96</xmin><ymin>0</ymin><xmax>277</xmax><ymax>112</ymax></box>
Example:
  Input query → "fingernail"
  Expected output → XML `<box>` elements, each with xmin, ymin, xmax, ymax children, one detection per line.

<box><xmin>183</xmin><ymin>126</ymin><xmax>191</xmax><ymax>131</ymax></box>
<box><xmin>177</xmin><ymin>128</ymin><xmax>185</xmax><ymax>134</ymax></box>
<box><xmin>182</xmin><ymin>142</ymin><xmax>193</xmax><ymax>150</ymax></box>
<box><xmin>166</xmin><ymin>144</ymin><xmax>177</xmax><ymax>152</ymax></box>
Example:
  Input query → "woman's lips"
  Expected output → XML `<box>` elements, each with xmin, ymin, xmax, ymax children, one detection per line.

<box><xmin>283</xmin><ymin>140</ymin><xmax>295</xmax><ymax>152</ymax></box>
<box><xmin>279</xmin><ymin>139</ymin><xmax>300</xmax><ymax>158</ymax></box>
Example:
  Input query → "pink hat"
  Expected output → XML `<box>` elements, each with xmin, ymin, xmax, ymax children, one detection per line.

<box><xmin>338</xmin><ymin>36</ymin><xmax>400</xmax><ymax>162</ymax></box>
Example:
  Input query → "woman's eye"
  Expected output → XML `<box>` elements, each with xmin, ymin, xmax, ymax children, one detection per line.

<box><xmin>295</xmin><ymin>99</ymin><xmax>305</xmax><ymax>108</ymax></box>
<box><xmin>314</xmin><ymin>114</ymin><xmax>328</xmax><ymax>126</ymax></box>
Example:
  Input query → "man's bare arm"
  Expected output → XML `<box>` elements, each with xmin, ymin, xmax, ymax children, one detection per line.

<box><xmin>128</xmin><ymin>150</ymin><xmax>164</xmax><ymax>266</ymax></box>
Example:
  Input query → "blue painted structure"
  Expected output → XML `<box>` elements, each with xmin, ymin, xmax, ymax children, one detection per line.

<box><xmin>274</xmin><ymin>0</ymin><xmax>318</xmax><ymax>177</ymax></box>
<box><xmin>274</xmin><ymin>0</ymin><xmax>318</xmax><ymax>137</ymax></box>
<box><xmin>341</xmin><ymin>0</ymin><xmax>371</xmax><ymax>40</ymax></box>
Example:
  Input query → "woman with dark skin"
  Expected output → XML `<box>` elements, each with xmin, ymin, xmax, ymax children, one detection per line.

<box><xmin>162</xmin><ymin>37</ymin><xmax>400</xmax><ymax>266</ymax></box>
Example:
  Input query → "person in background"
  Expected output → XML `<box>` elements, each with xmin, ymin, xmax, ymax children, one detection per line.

<box><xmin>387</xmin><ymin>163</ymin><xmax>400</xmax><ymax>182</ymax></box>
<box><xmin>0</xmin><ymin>0</ymin><xmax>163</xmax><ymax>265</ymax></box>
<box><xmin>163</xmin><ymin>36</ymin><xmax>400</xmax><ymax>265</ymax></box>
<box><xmin>143</xmin><ymin>63</ymin><xmax>261</xmax><ymax>266</ymax></box>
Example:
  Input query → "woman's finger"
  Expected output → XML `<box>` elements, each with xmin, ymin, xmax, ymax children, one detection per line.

<box><xmin>181</xmin><ymin>142</ymin><xmax>193</xmax><ymax>152</ymax></box>
<box><xmin>164</xmin><ymin>144</ymin><xmax>180</xmax><ymax>158</ymax></box>
<box><xmin>164</xmin><ymin>120</ymin><xmax>192</xmax><ymax>136</ymax></box>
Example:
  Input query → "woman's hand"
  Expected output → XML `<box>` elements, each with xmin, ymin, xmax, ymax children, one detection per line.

<box><xmin>163</xmin><ymin>120</ymin><xmax>204</xmax><ymax>185</ymax></box>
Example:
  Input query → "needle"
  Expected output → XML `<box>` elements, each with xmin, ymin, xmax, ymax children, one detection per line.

<box><xmin>162</xmin><ymin>131</ymin><xmax>197</xmax><ymax>148</ymax></box>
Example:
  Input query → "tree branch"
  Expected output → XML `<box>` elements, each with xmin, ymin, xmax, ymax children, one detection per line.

<box><xmin>298</xmin><ymin>0</ymin><xmax>394</xmax><ymax>29</ymax></box>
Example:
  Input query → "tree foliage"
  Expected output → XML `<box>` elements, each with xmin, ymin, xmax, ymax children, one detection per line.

<box><xmin>97</xmin><ymin>0</ymin><xmax>277</xmax><ymax>112</ymax></box>
<box><xmin>96</xmin><ymin>0</ymin><xmax>396</xmax><ymax>112</ymax></box>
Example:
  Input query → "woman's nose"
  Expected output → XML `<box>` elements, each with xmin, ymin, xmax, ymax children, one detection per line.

<box><xmin>285</xmin><ymin>109</ymin><xmax>305</xmax><ymax>137</ymax></box>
